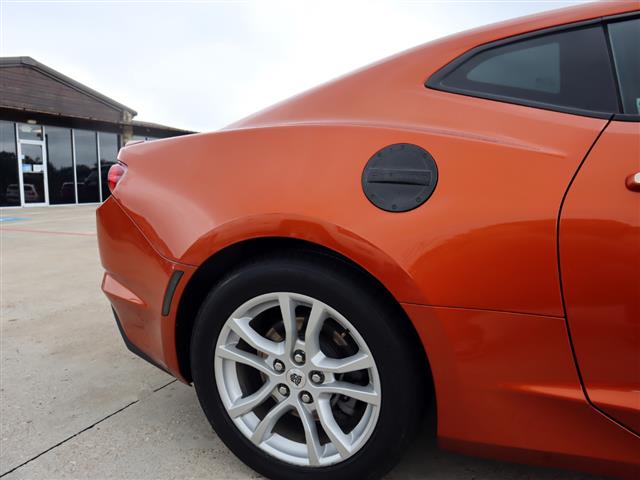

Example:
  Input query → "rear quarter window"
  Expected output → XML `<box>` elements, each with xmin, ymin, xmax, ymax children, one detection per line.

<box><xmin>428</xmin><ymin>25</ymin><xmax>619</xmax><ymax>116</ymax></box>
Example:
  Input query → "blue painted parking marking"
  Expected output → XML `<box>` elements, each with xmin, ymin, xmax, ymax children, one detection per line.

<box><xmin>0</xmin><ymin>217</ymin><xmax>29</xmax><ymax>223</ymax></box>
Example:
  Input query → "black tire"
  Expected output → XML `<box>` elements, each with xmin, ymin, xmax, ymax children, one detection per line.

<box><xmin>190</xmin><ymin>253</ymin><xmax>426</xmax><ymax>480</ymax></box>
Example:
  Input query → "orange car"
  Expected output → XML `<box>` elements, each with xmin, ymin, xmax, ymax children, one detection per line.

<box><xmin>97</xmin><ymin>2</ymin><xmax>639</xmax><ymax>479</ymax></box>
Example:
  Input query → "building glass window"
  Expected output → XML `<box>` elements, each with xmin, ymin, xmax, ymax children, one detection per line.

<box><xmin>17</xmin><ymin>123</ymin><xmax>43</xmax><ymax>141</ymax></box>
<box><xmin>433</xmin><ymin>26</ymin><xmax>618</xmax><ymax>114</ymax></box>
<box><xmin>99</xmin><ymin>132</ymin><xmax>119</xmax><ymax>201</ymax></box>
<box><xmin>74</xmin><ymin>129</ymin><xmax>100</xmax><ymax>203</ymax></box>
<box><xmin>0</xmin><ymin>121</ymin><xmax>19</xmax><ymax>207</ymax></box>
<box><xmin>608</xmin><ymin>17</ymin><xmax>640</xmax><ymax>115</ymax></box>
<box><xmin>46</xmin><ymin>126</ymin><xmax>76</xmax><ymax>204</ymax></box>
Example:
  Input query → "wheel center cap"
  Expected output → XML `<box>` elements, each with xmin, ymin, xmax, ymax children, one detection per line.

<box><xmin>287</xmin><ymin>368</ymin><xmax>306</xmax><ymax>389</ymax></box>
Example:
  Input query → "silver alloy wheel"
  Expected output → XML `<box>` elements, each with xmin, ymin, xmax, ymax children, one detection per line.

<box><xmin>214</xmin><ymin>292</ymin><xmax>381</xmax><ymax>467</ymax></box>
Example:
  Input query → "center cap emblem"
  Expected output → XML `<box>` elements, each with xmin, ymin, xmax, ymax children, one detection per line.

<box><xmin>287</xmin><ymin>368</ymin><xmax>306</xmax><ymax>389</ymax></box>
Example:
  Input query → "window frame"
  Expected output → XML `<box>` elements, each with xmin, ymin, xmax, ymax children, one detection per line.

<box><xmin>604</xmin><ymin>13</ymin><xmax>640</xmax><ymax>121</ymax></box>
<box><xmin>426</xmin><ymin>11</ymin><xmax>640</xmax><ymax>121</ymax></box>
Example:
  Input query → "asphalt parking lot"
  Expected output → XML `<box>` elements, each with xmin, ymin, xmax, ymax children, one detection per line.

<box><xmin>0</xmin><ymin>205</ymin><xmax>605</xmax><ymax>479</ymax></box>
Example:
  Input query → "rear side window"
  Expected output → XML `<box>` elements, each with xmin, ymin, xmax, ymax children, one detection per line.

<box><xmin>430</xmin><ymin>26</ymin><xmax>619</xmax><ymax>115</ymax></box>
<box><xmin>608</xmin><ymin>17</ymin><xmax>640</xmax><ymax>115</ymax></box>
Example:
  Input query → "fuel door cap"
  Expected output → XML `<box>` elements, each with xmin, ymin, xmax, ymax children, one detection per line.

<box><xmin>362</xmin><ymin>143</ymin><xmax>438</xmax><ymax>212</ymax></box>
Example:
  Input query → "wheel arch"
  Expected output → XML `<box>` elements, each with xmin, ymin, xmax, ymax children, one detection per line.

<box><xmin>175</xmin><ymin>235</ymin><xmax>434</xmax><ymax>405</ymax></box>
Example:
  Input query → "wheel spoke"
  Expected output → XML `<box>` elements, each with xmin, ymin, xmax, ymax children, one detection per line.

<box><xmin>304</xmin><ymin>301</ymin><xmax>326</xmax><ymax>358</ymax></box>
<box><xmin>228</xmin><ymin>316</ymin><xmax>284</xmax><ymax>356</ymax></box>
<box><xmin>216</xmin><ymin>292</ymin><xmax>382</xmax><ymax>465</ymax></box>
<box><xmin>296</xmin><ymin>402</ymin><xmax>323</xmax><ymax>466</ymax></box>
<box><xmin>216</xmin><ymin>344</ymin><xmax>272</xmax><ymax>376</ymax></box>
<box><xmin>228</xmin><ymin>380</ymin><xmax>275</xmax><ymax>418</ymax></box>
<box><xmin>278</xmin><ymin>293</ymin><xmax>298</xmax><ymax>357</ymax></box>
<box><xmin>316</xmin><ymin>381</ymin><xmax>380</xmax><ymax>406</ymax></box>
<box><xmin>312</xmin><ymin>351</ymin><xmax>374</xmax><ymax>374</ymax></box>
<box><xmin>251</xmin><ymin>400</ymin><xmax>292</xmax><ymax>445</ymax></box>
<box><xmin>316</xmin><ymin>398</ymin><xmax>352</xmax><ymax>458</ymax></box>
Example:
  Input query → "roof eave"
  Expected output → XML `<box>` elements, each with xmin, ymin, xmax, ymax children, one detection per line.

<box><xmin>0</xmin><ymin>56</ymin><xmax>138</xmax><ymax>116</ymax></box>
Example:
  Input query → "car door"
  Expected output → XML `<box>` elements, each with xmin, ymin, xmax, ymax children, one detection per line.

<box><xmin>559</xmin><ymin>15</ymin><xmax>640</xmax><ymax>434</ymax></box>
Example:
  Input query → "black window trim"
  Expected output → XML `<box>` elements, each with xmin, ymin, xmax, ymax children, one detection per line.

<box><xmin>425</xmin><ymin>11</ymin><xmax>640</xmax><ymax>122</ymax></box>
<box><xmin>606</xmin><ymin>12</ymin><xmax>640</xmax><ymax>121</ymax></box>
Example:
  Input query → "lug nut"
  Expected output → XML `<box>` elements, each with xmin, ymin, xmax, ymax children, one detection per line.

<box><xmin>293</xmin><ymin>350</ymin><xmax>306</xmax><ymax>365</ymax></box>
<box><xmin>310</xmin><ymin>371</ymin><xmax>325</xmax><ymax>384</ymax></box>
<box><xmin>273</xmin><ymin>359</ymin><xmax>285</xmax><ymax>373</ymax></box>
<box><xmin>277</xmin><ymin>384</ymin><xmax>290</xmax><ymax>397</ymax></box>
<box><xmin>300</xmin><ymin>391</ymin><xmax>313</xmax><ymax>404</ymax></box>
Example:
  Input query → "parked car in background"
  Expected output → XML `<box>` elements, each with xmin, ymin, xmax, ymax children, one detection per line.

<box><xmin>23</xmin><ymin>184</ymin><xmax>39</xmax><ymax>202</ymax></box>
<box><xmin>97</xmin><ymin>2</ymin><xmax>639</xmax><ymax>479</ymax></box>
<box><xmin>5</xmin><ymin>184</ymin><xmax>20</xmax><ymax>204</ymax></box>
<box><xmin>60</xmin><ymin>182</ymin><xmax>76</xmax><ymax>203</ymax></box>
<box><xmin>6</xmin><ymin>183</ymin><xmax>40</xmax><ymax>203</ymax></box>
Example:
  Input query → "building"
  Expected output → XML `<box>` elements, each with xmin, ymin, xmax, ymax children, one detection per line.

<box><xmin>0</xmin><ymin>57</ymin><xmax>193</xmax><ymax>207</ymax></box>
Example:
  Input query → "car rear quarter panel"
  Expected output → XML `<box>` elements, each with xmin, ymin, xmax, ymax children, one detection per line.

<box><xmin>112</xmin><ymin>1</ymin><xmax>639</xmax><ymax>316</ymax></box>
<box><xmin>116</xmin><ymin>104</ymin><xmax>605</xmax><ymax>317</ymax></box>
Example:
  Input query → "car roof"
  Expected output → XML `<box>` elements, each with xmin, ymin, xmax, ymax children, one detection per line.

<box><xmin>440</xmin><ymin>1</ymin><xmax>635</xmax><ymax>48</ymax></box>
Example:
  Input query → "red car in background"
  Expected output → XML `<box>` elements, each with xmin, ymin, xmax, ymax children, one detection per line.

<box><xmin>97</xmin><ymin>2</ymin><xmax>639</xmax><ymax>479</ymax></box>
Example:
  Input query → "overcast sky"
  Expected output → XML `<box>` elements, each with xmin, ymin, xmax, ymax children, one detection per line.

<box><xmin>0</xmin><ymin>0</ymin><xmax>588</xmax><ymax>132</ymax></box>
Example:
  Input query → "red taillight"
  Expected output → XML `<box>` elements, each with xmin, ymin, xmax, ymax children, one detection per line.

<box><xmin>108</xmin><ymin>163</ymin><xmax>127</xmax><ymax>193</ymax></box>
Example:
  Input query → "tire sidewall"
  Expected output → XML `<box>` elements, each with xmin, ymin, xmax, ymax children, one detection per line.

<box><xmin>191</xmin><ymin>257</ymin><xmax>423</xmax><ymax>480</ymax></box>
